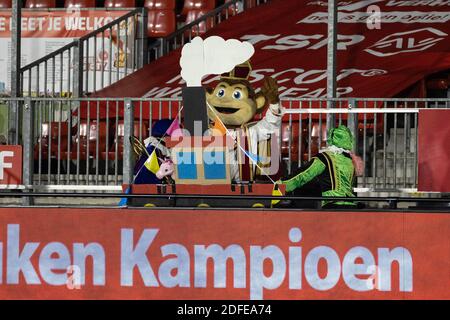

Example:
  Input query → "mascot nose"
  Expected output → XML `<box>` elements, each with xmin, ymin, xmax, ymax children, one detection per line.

<box><xmin>216</xmin><ymin>97</ymin><xmax>234</xmax><ymax>104</ymax></box>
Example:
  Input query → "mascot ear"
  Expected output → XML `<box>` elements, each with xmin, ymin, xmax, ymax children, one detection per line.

<box><xmin>255</xmin><ymin>93</ymin><xmax>267</xmax><ymax>114</ymax></box>
<box><xmin>205</xmin><ymin>87</ymin><xmax>214</xmax><ymax>95</ymax></box>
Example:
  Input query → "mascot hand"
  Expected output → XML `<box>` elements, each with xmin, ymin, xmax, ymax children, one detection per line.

<box><xmin>269</xmin><ymin>103</ymin><xmax>282</xmax><ymax>116</ymax></box>
<box><xmin>261</xmin><ymin>76</ymin><xmax>280</xmax><ymax>105</ymax></box>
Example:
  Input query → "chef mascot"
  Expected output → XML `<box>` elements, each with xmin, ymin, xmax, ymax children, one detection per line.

<box><xmin>180</xmin><ymin>36</ymin><xmax>283</xmax><ymax>183</ymax></box>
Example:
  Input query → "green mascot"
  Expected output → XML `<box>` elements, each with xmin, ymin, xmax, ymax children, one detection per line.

<box><xmin>278</xmin><ymin>125</ymin><xmax>364</xmax><ymax>209</ymax></box>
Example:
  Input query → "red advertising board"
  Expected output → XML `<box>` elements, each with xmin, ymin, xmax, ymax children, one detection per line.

<box><xmin>0</xmin><ymin>208</ymin><xmax>448</xmax><ymax>300</ymax></box>
<box><xmin>0</xmin><ymin>145</ymin><xmax>22</xmax><ymax>186</ymax></box>
<box><xmin>418</xmin><ymin>109</ymin><xmax>450</xmax><ymax>192</ymax></box>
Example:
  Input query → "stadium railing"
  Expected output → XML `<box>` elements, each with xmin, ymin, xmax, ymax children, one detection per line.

<box><xmin>18</xmin><ymin>7</ymin><xmax>148</xmax><ymax>98</ymax></box>
<box><xmin>15</xmin><ymin>0</ymin><xmax>270</xmax><ymax>98</ymax></box>
<box><xmin>1</xmin><ymin>97</ymin><xmax>448</xmax><ymax>195</ymax></box>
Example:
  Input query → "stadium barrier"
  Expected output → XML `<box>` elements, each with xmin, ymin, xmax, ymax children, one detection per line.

<box><xmin>0</xmin><ymin>97</ymin><xmax>449</xmax><ymax>193</ymax></box>
<box><xmin>148</xmin><ymin>0</ymin><xmax>270</xmax><ymax>61</ymax></box>
<box><xmin>18</xmin><ymin>8</ymin><xmax>148</xmax><ymax>98</ymax></box>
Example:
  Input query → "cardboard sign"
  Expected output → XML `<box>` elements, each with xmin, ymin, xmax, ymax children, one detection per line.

<box><xmin>0</xmin><ymin>145</ymin><xmax>22</xmax><ymax>186</ymax></box>
<box><xmin>167</xmin><ymin>136</ymin><xmax>233</xmax><ymax>185</ymax></box>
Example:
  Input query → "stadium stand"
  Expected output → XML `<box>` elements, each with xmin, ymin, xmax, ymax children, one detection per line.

<box><xmin>180</xmin><ymin>0</ymin><xmax>216</xmax><ymax>33</ymax></box>
<box><xmin>64</xmin><ymin>0</ymin><xmax>96</xmax><ymax>7</ymax></box>
<box><xmin>25</xmin><ymin>0</ymin><xmax>56</xmax><ymax>8</ymax></box>
<box><xmin>0</xmin><ymin>0</ymin><xmax>11</xmax><ymax>8</ymax></box>
<box><xmin>281</xmin><ymin>121</ymin><xmax>303</xmax><ymax>164</ymax></box>
<box><xmin>59</xmin><ymin>121</ymin><xmax>110</xmax><ymax>161</ymax></box>
<box><xmin>145</xmin><ymin>0</ymin><xmax>176</xmax><ymax>37</ymax></box>
<box><xmin>184</xmin><ymin>8</ymin><xmax>215</xmax><ymax>34</ymax></box>
<box><xmin>309</xmin><ymin>123</ymin><xmax>328</xmax><ymax>158</ymax></box>
<box><xmin>181</xmin><ymin>0</ymin><xmax>216</xmax><ymax>15</ymax></box>
<box><xmin>33</xmin><ymin>122</ymin><xmax>69</xmax><ymax>160</ymax></box>
<box><xmin>101</xmin><ymin>121</ymin><xmax>149</xmax><ymax>161</ymax></box>
<box><xmin>144</xmin><ymin>0</ymin><xmax>175</xmax><ymax>9</ymax></box>
<box><xmin>104</xmin><ymin>0</ymin><xmax>136</xmax><ymax>8</ymax></box>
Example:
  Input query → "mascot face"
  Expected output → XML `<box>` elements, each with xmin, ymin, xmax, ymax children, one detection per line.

<box><xmin>206</xmin><ymin>79</ymin><xmax>266</xmax><ymax>126</ymax></box>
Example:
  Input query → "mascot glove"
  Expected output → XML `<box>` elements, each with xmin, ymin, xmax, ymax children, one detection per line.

<box><xmin>269</xmin><ymin>103</ymin><xmax>283</xmax><ymax>117</ymax></box>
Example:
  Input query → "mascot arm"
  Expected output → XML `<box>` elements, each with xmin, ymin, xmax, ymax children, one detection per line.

<box><xmin>251</xmin><ymin>102</ymin><xmax>282</xmax><ymax>142</ymax></box>
<box><xmin>250</xmin><ymin>76</ymin><xmax>283</xmax><ymax>142</ymax></box>
<box><xmin>144</xmin><ymin>136</ymin><xmax>170</xmax><ymax>156</ymax></box>
<box><xmin>280</xmin><ymin>157</ymin><xmax>326</xmax><ymax>193</ymax></box>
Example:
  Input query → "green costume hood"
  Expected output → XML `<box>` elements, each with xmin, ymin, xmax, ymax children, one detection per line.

<box><xmin>327</xmin><ymin>125</ymin><xmax>354</xmax><ymax>151</ymax></box>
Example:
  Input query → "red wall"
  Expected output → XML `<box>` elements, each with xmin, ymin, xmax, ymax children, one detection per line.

<box><xmin>418</xmin><ymin>109</ymin><xmax>450</xmax><ymax>192</ymax></box>
<box><xmin>0</xmin><ymin>208</ymin><xmax>448</xmax><ymax>300</ymax></box>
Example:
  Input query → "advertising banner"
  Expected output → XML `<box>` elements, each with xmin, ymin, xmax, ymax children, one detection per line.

<box><xmin>0</xmin><ymin>9</ymin><xmax>131</xmax><ymax>92</ymax></box>
<box><xmin>0</xmin><ymin>208</ymin><xmax>448</xmax><ymax>300</ymax></box>
<box><xmin>0</xmin><ymin>145</ymin><xmax>22</xmax><ymax>186</ymax></box>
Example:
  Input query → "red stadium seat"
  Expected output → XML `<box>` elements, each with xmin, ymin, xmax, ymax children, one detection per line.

<box><xmin>33</xmin><ymin>122</ymin><xmax>69</xmax><ymax>160</ymax></box>
<box><xmin>281</xmin><ymin>122</ymin><xmax>304</xmax><ymax>163</ymax></box>
<box><xmin>64</xmin><ymin>0</ymin><xmax>95</xmax><ymax>7</ymax></box>
<box><xmin>306</xmin><ymin>122</ymin><xmax>327</xmax><ymax>159</ymax></box>
<box><xmin>0</xmin><ymin>0</ymin><xmax>11</xmax><ymax>8</ymax></box>
<box><xmin>182</xmin><ymin>0</ymin><xmax>216</xmax><ymax>15</ymax></box>
<box><xmin>426</xmin><ymin>78</ymin><xmax>449</xmax><ymax>90</ymax></box>
<box><xmin>223</xmin><ymin>0</ymin><xmax>258</xmax><ymax>16</ymax></box>
<box><xmin>185</xmin><ymin>9</ymin><xmax>214</xmax><ymax>35</ymax></box>
<box><xmin>25</xmin><ymin>0</ymin><xmax>56</xmax><ymax>8</ymax></box>
<box><xmin>60</xmin><ymin>121</ymin><xmax>109</xmax><ymax>160</ymax></box>
<box><xmin>147</xmin><ymin>9</ymin><xmax>176</xmax><ymax>37</ymax></box>
<box><xmin>78</xmin><ymin>121</ymin><xmax>108</xmax><ymax>157</ymax></box>
<box><xmin>104</xmin><ymin>0</ymin><xmax>135</xmax><ymax>8</ymax></box>
<box><xmin>223</xmin><ymin>0</ymin><xmax>240</xmax><ymax>15</ymax></box>
<box><xmin>101</xmin><ymin>121</ymin><xmax>149</xmax><ymax>161</ymax></box>
<box><xmin>144</xmin><ymin>0</ymin><xmax>175</xmax><ymax>9</ymax></box>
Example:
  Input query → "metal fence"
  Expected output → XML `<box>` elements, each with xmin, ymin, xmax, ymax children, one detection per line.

<box><xmin>18</xmin><ymin>8</ymin><xmax>148</xmax><ymax>98</ymax></box>
<box><xmin>148</xmin><ymin>0</ymin><xmax>270</xmax><ymax>61</ymax></box>
<box><xmin>281</xmin><ymin>99</ymin><xmax>450</xmax><ymax>192</ymax></box>
<box><xmin>0</xmin><ymin>97</ymin><xmax>449</xmax><ymax>193</ymax></box>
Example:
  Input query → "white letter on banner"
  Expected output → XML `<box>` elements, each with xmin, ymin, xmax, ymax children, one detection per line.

<box><xmin>263</xmin><ymin>34</ymin><xmax>322</xmax><ymax>51</ymax></box>
<box><xmin>250</xmin><ymin>245</ymin><xmax>286</xmax><ymax>300</ymax></box>
<box><xmin>6</xmin><ymin>224</ymin><xmax>41</xmax><ymax>284</ymax></box>
<box><xmin>194</xmin><ymin>244</ymin><xmax>246</xmax><ymax>288</ymax></box>
<box><xmin>158</xmin><ymin>244</ymin><xmax>190</xmax><ymax>288</ymax></box>
<box><xmin>240</xmin><ymin>34</ymin><xmax>280</xmax><ymax>46</ymax></box>
<box><xmin>342</xmin><ymin>246</ymin><xmax>376</xmax><ymax>291</ymax></box>
<box><xmin>121</xmin><ymin>228</ymin><xmax>159</xmax><ymax>287</ymax></box>
<box><xmin>0</xmin><ymin>151</ymin><xmax>13</xmax><ymax>180</ymax></box>
<box><xmin>73</xmin><ymin>243</ymin><xmax>106</xmax><ymax>285</ymax></box>
<box><xmin>378</xmin><ymin>247</ymin><xmax>413</xmax><ymax>292</ymax></box>
<box><xmin>304</xmin><ymin>246</ymin><xmax>341</xmax><ymax>291</ymax></box>
<box><xmin>39</xmin><ymin>242</ymin><xmax>71</xmax><ymax>285</ymax></box>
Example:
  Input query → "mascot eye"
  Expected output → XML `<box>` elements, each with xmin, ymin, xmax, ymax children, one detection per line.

<box><xmin>217</xmin><ymin>89</ymin><xmax>225</xmax><ymax>98</ymax></box>
<box><xmin>233</xmin><ymin>90</ymin><xmax>242</xmax><ymax>100</ymax></box>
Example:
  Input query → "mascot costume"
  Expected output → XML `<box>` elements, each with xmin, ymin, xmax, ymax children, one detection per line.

<box><xmin>126</xmin><ymin>36</ymin><xmax>285</xmax><ymax>207</ymax></box>
<box><xmin>277</xmin><ymin>125</ymin><xmax>364</xmax><ymax>209</ymax></box>
<box><xmin>205</xmin><ymin>61</ymin><xmax>283</xmax><ymax>182</ymax></box>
